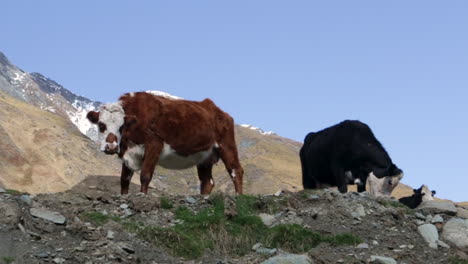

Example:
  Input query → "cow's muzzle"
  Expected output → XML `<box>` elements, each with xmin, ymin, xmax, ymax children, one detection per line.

<box><xmin>104</xmin><ymin>144</ymin><xmax>119</xmax><ymax>155</ymax></box>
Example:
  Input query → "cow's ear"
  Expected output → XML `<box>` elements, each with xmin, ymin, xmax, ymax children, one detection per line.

<box><xmin>87</xmin><ymin>111</ymin><xmax>100</xmax><ymax>124</ymax></box>
<box><xmin>389</xmin><ymin>164</ymin><xmax>403</xmax><ymax>176</ymax></box>
<box><xmin>413</xmin><ymin>189</ymin><xmax>418</xmax><ymax>193</ymax></box>
<box><xmin>124</xmin><ymin>115</ymin><xmax>137</xmax><ymax>126</ymax></box>
<box><xmin>432</xmin><ymin>190</ymin><xmax>436</xmax><ymax>196</ymax></box>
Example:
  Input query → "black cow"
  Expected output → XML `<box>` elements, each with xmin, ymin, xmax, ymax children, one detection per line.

<box><xmin>300</xmin><ymin>120</ymin><xmax>403</xmax><ymax>194</ymax></box>
<box><xmin>399</xmin><ymin>185</ymin><xmax>436</xmax><ymax>209</ymax></box>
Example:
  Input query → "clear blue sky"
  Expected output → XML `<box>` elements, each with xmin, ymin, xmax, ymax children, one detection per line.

<box><xmin>3</xmin><ymin>1</ymin><xmax>467</xmax><ymax>202</ymax></box>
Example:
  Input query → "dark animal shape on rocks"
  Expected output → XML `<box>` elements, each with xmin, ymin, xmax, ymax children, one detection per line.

<box><xmin>300</xmin><ymin>120</ymin><xmax>403</xmax><ymax>195</ymax></box>
<box><xmin>399</xmin><ymin>185</ymin><xmax>436</xmax><ymax>209</ymax></box>
<box><xmin>87</xmin><ymin>92</ymin><xmax>244</xmax><ymax>195</ymax></box>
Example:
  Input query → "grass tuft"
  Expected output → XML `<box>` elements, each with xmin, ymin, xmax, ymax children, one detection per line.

<box><xmin>2</xmin><ymin>256</ymin><xmax>15</xmax><ymax>264</ymax></box>
<box><xmin>450</xmin><ymin>257</ymin><xmax>468</xmax><ymax>264</ymax></box>
<box><xmin>81</xmin><ymin>212</ymin><xmax>121</xmax><ymax>226</ymax></box>
<box><xmin>160</xmin><ymin>196</ymin><xmax>174</xmax><ymax>209</ymax></box>
<box><xmin>126</xmin><ymin>194</ymin><xmax>362</xmax><ymax>260</ymax></box>
<box><xmin>5</xmin><ymin>189</ymin><xmax>21</xmax><ymax>195</ymax></box>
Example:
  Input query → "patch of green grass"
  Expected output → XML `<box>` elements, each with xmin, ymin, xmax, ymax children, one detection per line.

<box><xmin>450</xmin><ymin>256</ymin><xmax>468</xmax><ymax>264</ymax></box>
<box><xmin>81</xmin><ymin>212</ymin><xmax>121</xmax><ymax>226</ymax></box>
<box><xmin>160</xmin><ymin>196</ymin><xmax>174</xmax><ymax>209</ymax></box>
<box><xmin>127</xmin><ymin>194</ymin><xmax>362</xmax><ymax>260</ymax></box>
<box><xmin>379</xmin><ymin>199</ymin><xmax>407</xmax><ymax>209</ymax></box>
<box><xmin>5</xmin><ymin>189</ymin><xmax>21</xmax><ymax>195</ymax></box>
<box><xmin>2</xmin><ymin>256</ymin><xmax>15</xmax><ymax>264</ymax></box>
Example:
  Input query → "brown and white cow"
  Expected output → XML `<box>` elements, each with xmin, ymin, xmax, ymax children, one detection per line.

<box><xmin>87</xmin><ymin>92</ymin><xmax>244</xmax><ymax>195</ymax></box>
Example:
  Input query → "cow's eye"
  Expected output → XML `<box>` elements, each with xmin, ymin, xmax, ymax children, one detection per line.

<box><xmin>98</xmin><ymin>123</ymin><xmax>106</xmax><ymax>133</ymax></box>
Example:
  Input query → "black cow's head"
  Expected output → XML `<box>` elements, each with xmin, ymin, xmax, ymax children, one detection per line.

<box><xmin>373</xmin><ymin>164</ymin><xmax>402</xmax><ymax>178</ymax></box>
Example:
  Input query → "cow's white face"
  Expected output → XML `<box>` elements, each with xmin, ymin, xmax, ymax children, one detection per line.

<box><xmin>420</xmin><ymin>184</ymin><xmax>435</xmax><ymax>201</ymax></box>
<box><xmin>366</xmin><ymin>172</ymin><xmax>403</xmax><ymax>197</ymax></box>
<box><xmin>88</xmin><ymin>102</ymin><xmax>125</xmax><ymax>154</ymax></box>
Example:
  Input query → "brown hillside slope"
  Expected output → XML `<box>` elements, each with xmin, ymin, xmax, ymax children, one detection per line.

<box><xmin>0</xmin><ymin>92</ymin><xmax>120</xmax><ymax>193</ymax></box>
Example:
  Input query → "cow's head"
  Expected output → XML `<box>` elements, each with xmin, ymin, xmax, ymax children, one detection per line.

<box><xmin>373</xmin><ymin>164</ymin><xmax>403</xmax><ymax>178</ymax></box>
<box><xmin>366</xmin><ymin>169</ymin><xmax>404</xmax><ymax>197</ymax></box>
<box><xmin>87</xmin><ymin>102</ymin><xmax>126</xmax><ymax>155</ymax></box>
<box><xmin>419</xmin><ymin>184</ymin><xmax>436</xmax><ymax>201</ymax></box>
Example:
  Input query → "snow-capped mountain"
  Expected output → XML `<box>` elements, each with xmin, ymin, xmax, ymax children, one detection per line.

<box><xmin>0</xmin><ymin>51</ymin><xmax>102</xmax><ymax>140</ymax></box>
<box><xmin>0</xmin><ymin>51</ymin><xmax>275</xmax><ymax>140</ymax></box>
<box><xmin>240</xmin><ymin>124</ymin><xmax>276</xmax><ymax>136</ymax></box>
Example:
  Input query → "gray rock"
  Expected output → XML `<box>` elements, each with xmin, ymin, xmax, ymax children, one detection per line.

<box><xmin>457</xmin><ymin>208</ymin><xmax>468</xmax><ymax>219</ymax></box>
<box><xmin>0</xmin><ymin>187</ymin><xmax>5</xmax><ymax>193</ymax></box>
<box><xmin>372</xmin><ymin>240</ymin><xmax>379</xmax><ymax>246</ymax></box>
<box><xmin>309</xmin><ymin>195</ymin><xmax>320</xmax><ymax>200</ymax></box>
<box><xmin>416</xmin><ymin>220</ymin><xmax>425</xmax><ymax>225</ymax></box>
<box><xmin>28</xmin><ymin>231</ymin><xmax>42</xmax><ymax>240</ymax></box>
<box><xmin>274</xmin><ymin>190</ymin><xmax>282</xmax><ymax>197</ymax></box>
<box><xmin>259</xmin><ymin>213</ymin><xmax>276</xmax><ymax>227</ymax></box>
<box><xmin>20</xmin><ymin>194</ymin><xmax>33</xmax><ymax>206</ymax></box>
<box><xmin>35</xmin><ymin>252</ymin><xmax>49</xmax><ymax>258</ymax></box>
<box><xmin>121</xmin><ymin>243</ymin><xmax>135</xmax><ymax>254</ymax></box>
<box><xmin>418</xmin><ymin>224</ymin><xmax>439</xmax><ymax>247</ymax></box>
<box><xmin>415</xmin><ymin>212</ymin><xmax>426</xmax><ymax>220</ymax></box>
<box><xmin>442</xmin><ymin>218</ymin><xmax>468</xmax><ymax>250</ymax></box>
<box><xmin>437</xmin><ymin>240</ymin><xmax>450</xmax><ymax>249</ymax></box>
<box><xmin>252</xmin><ymin>243</ymin><xmax>263</xmax><ymax>251</ymax></box>
<box><xmin>30</xmin><ymin>207</ymin><xmax>66</xmax><ymax>224</ymax></box>
<box><xmin>53</xmin><ymin>258</ymin><xmax>66</xmax><ymax>264</ymax></box>
<box><xmin>431</xmin><ymin>214</ymin><xmax>444</xmax><ymax>224</ymax></box>
<box><xmin>186</xmin><ymin>197</ymin><xmax>197</xmax><ymax>204</ymax></box>
<box><xmin>107</xmin><ymin>230</ymin><xmax>115</xmax><ymax>240</ymax></box>
<box><xmin>0</xmin><ymin>200</ymin><xmax>21</xmax><ymax>226</ymax></box>
<box><xmin>256</xmin><ymin>247</ymin><xmax>277</xmax><ymax>256</ymax></box>
<box><xmin>261</xmin><ymin>254</ymin><xmax>313</xmax><ymax>264</ymax></box>
<box><xmin>370</xmin><ymin>256</ymin><xmax>397</xmax><ymax>264</ymax></box>
<box><xmin>417</xmin><ymin>201</ymin><xmax>457</xmax><ymax>215</ymax></box>
<box><xmin>425</xmin><ymin>214</ymin><xmax>433</xmax><ymax>223</ymax></box>
<box><xmin>352</xmin><ymin>204</ymin><xmax>366</xmax><ymax>218</ymax></box>
<box><xmin>356</xmin><ymin>243</ymin><xmax>369</xmax><ymax>249</ymax></box>
<box><xmin>119</xmin><ymin>203</ymin><xmax>129</xmax><ymax>209</ymax></box>
<box><xmin>428</xmin><ymin>242</ymin><xmax>438</xmax><ymax>249</ymax></box>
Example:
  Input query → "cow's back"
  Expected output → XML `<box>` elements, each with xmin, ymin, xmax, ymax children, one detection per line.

<box><xmin>119</xmin><ymin>92</ymin><xmax>230</xmax><ymax>155</ymax></box>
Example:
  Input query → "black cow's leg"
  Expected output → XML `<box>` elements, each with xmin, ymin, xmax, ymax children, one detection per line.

<box><xmin>355</xmin><ymin>170</ymin><xmax>366</xmax><ymax>192</ymax></box>
<box><xmin>120</xmin><ymin>163</ymin><xmax>134</xmax><ymax>195</ymax></box>
<box><xmin>197</xmin><ymin>162</ymin><xmax>215</xmax><ymax>195</ymax></box>
<box><xmin>140</xmin><ymin>141</ymin><xmax>163</xmax><ymax>194</ymax></box>
<box><xmin>332</xmin><ymin>165</ymin><xmax>347</xmax><ymax>193</ymax></box>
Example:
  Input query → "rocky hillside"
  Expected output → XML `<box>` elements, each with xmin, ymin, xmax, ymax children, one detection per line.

<box><xmin>0</xmin><ymin>51</ymin><xmax>101</xmax><ymax>141</ymax></box>
<box><xmin>1</xmin><ymin>181</ymin><xmax>468</xmax><ymax>264</ymax></box>
<box><xmin>0</xmin><ymin>91</ymin><xmax>121</xmax><ymax>193</ymax></box>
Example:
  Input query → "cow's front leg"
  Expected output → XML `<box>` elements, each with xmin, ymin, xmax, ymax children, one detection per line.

<box><xmin>140</xmin><ymin>141</ymin><xmax>163</xmax><ymax>194</ymax></box>
<box><xmin>332</xmin><ymin>165</ymin><xmax>347</xmax><ymax>193</ymax></box>
<box><xmin>120</xmin><ymin>163</ymin><xmax>134</xmax><ymax>195</ymax></box>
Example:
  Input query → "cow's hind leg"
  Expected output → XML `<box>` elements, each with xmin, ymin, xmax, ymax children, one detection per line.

<box><xmin>197</xmin><ymin>162</ymin><xmax>215</xmax><ymax>195</ymax></box>
<box><xmin>140</xmin><ymin>141</ymin><xmax>163</xmax><ymax>194</ymax></box>
<box><xmin>120</xmin><ymin>163</ymin><xmax>134</xmax><ymax>195</ymax></box>
<box><xmin>217</xmin><ymin>138</ymin><xmax>243</xmax><ymax>194</ymax></box>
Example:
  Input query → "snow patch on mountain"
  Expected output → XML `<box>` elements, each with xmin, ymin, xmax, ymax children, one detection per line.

<box><xmin>240</xmin><ymin>124</ymin><xmax>275</xmax><ymax>136</ymax></box>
